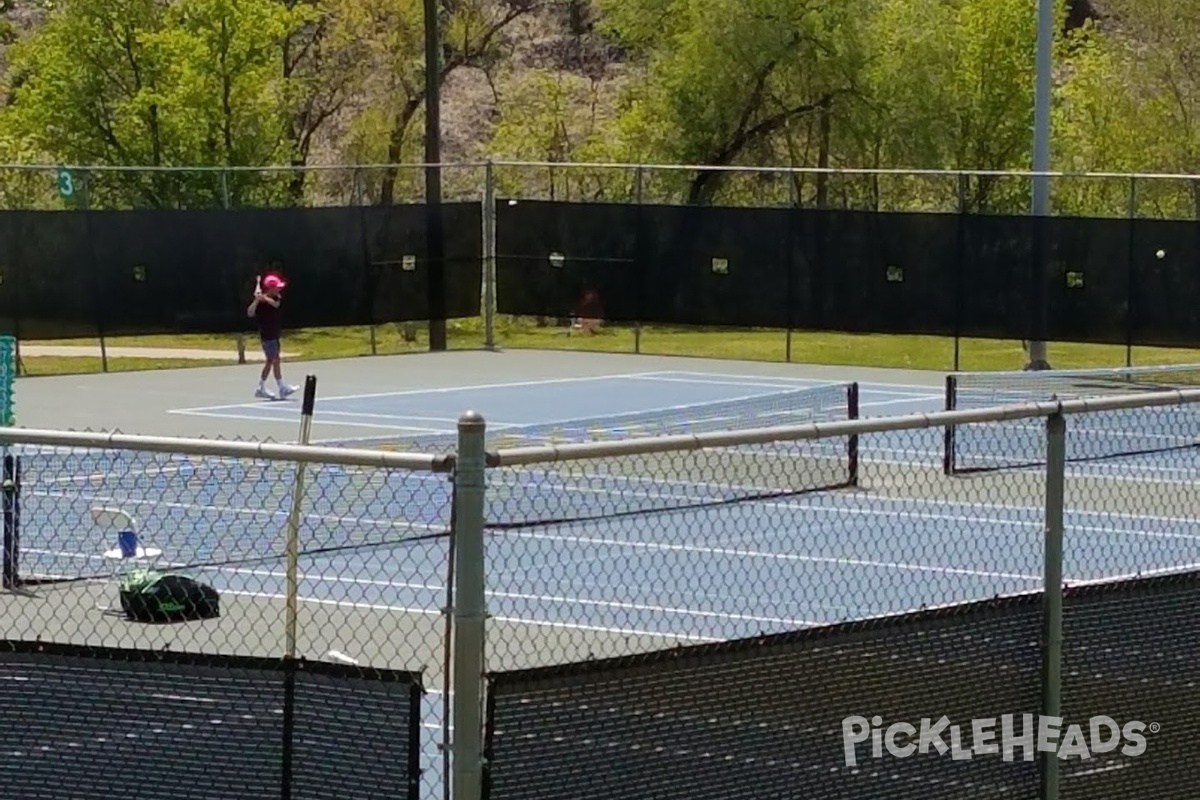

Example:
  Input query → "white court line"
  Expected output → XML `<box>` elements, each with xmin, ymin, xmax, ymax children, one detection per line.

<box><xmin>492</xmin><ymin>466</ymin><xmax>1200</xmax><ymax>541</ymax></box>
<box><xmin>507</xmin><ymin>530</ymin><xmax>1042</xmax><ymax>581</ymax></box>
<box><xmin>31</xmin><ymin>452</ymin><xmax>1200</xmax><ymax>548</ymax></box>
<box><xmin>168</xmin><ymin>372</ymin><xmax>661</xmax><ymax>415</ymax></box>
<box><xmin>164</xmin><ymin>409</ymin><xmax>456</xmax><ymax>431</ymax></box>
<box><xmin>644</xmin><ymin>370</ymin><xmax>945</xmax><ymax>393</ymax></box>
<box><xmin>867</xmin><ymin>449</ymin><xmax>1200</xmax><ymax>485</ymax></box>
<box><xmin>860</xmin><ymin>396</ymin><xmax>941</xmax><ymax>411</ymax></box>
<box><xmin>207</xmin><ymin>407</ymin><xmax>473</xmax><ymax>426</ymax></box>
<box><xmin>632</xmin><ymin>373</ymin><xmax>941</xmax><ymax>400</ymax></box>
<box><xmin>29</xmin><ymin>489</ymin><xmax>450</xmax><ymax>535</ymax></box>
<box><xmin>216</xmin><ymin>567</ymin><xmax>818</xmax><ymax>629</ymax></box>
<box><xmin>215</xmin><ymin>588</ymin><xmax>720</xmax><ymax>642</ymax></box>
<box><xmin>170</xmin><ymin>381</ymin><xmax>837</xmax><ymax>434</ymax></box>
<box><xmin>29</xmin><ymin>445</ymin><xmax>1200</xmax><ymax>536</ymax></box>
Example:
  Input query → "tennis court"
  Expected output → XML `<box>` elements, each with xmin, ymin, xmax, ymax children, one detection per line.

<box><xmin>6</xmin><ymin>364</ymin><xmax>1200</xmax><ymax>799</ymax></box>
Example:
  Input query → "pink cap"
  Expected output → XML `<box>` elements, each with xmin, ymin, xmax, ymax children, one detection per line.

<box><xmin>263</xmin><ymin>274</ymin><xmax>286</xmax><ymax>290</ymax></box>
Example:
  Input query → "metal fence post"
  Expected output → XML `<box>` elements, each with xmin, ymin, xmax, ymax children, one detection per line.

<box><xmin>1041</xmin><ymin>411</ymin><xmax>1066</xmax><ymax>800</ymax></box>
<box><xmin>482</xmin><ymin>162</ymin><xmax>497</xmax><ymax>350</ymax></box>
<box><xmin>452</xmin><ymin>411</ymin><xmax>488</xmax><ymax>800</ymax></box>
<box><xmin>1124</xmin><ymin>176</ymin><xmax>1137</xmax><ymax>370</ymax></box>
<box><xmin>633</xmin><ymin>166</ymin><xmax>644</xmax><ymax>355</ymax></box>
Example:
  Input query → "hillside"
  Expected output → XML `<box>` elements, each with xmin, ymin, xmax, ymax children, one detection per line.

<box><xmin>0</xmin><ymin>0</ymin><xmax>1194</xmax><ymax>218</ymax></box>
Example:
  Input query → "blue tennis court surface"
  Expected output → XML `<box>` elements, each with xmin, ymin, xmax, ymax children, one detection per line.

<box><xmin>158</xmin><ymin>367</ymin><xmax>1200</xmax><ymax>621</ymax></box>
<box><xmin>17</xmin><ymin>368</ymin><xmax>1200</xmax><ymax>798</ymax></box>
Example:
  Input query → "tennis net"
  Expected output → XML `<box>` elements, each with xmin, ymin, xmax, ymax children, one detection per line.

<box><xmin>483</xmin><ymin>381</ymin><xmax>860</xmax><ymax>528</ymax></box>
<box><xmin>944</xmin><ymin>362</ymin><xmax>1200</xmax><ymax>473</ymax></box>
<box><xmin>1</xmin><ymin>440</ymin><xmax>452</xmax><ymax>587</ymax></box>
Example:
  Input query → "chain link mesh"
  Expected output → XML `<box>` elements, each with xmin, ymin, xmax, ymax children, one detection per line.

<box><xmin>5</xmin><ymin>388</ymin><xmax>1200</xmax><ymax>799</ymax></box>
<box><xmin>481</xmin><ymin>397</ymin><xmax>1200</xmax><ymax>800</ymax></box>
<box><xmin>0</xmin><ymin>433</ymin><xmax>450</xmax><ymax>800</ymax></box>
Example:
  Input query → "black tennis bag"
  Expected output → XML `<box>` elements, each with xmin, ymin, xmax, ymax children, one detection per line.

<box><xmin>119</xmin><ymin>569</ymin><xmax>221</xmax><ymax>623</ymax></box>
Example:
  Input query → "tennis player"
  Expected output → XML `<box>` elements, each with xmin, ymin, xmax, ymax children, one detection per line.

<box><xmin>246</xmin><ymin>273</ymin><xmax>296</xmax><ymax>400</ymax></box>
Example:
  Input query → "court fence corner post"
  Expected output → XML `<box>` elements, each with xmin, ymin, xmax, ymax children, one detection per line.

<box><xmin>1041</xmin><ymin>410</ymin><xmax>1067</xmax><ymax>800</ymax></box>
<box><xmin>452</xmin><ymin>411</ymin><xmax>487</xmax><ymax>800</ymax></box>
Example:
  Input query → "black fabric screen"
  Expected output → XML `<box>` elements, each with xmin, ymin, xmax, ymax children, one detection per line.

<box><xmin>1042</xmin><ymin>215</ymin><xmax>1132</xmax><ymax>345</ymax></box>
<box><xmin>958</xmin><ymin>213</ymin><xmax>1041</xmax><ymax>340</ymax></box>
<box><xmin>362</xmin><ymin>202</ymin><xmax>483</xmax><ymax>323</ymax></box>
<box><xmin>494</xmin><ymin>199</ymin><xmax>640</xmax><ymax>321</ymax></box>
<box><xmin>1059</xmin><ymin>571</ymin><xmax>1200</xmax><ymax>799</ymax></box>
<box><xmin>485</xmin><ymin>594</ymin><xmax>1044</xmax><ymax>800</ymax></box>
<box><xmin>91</xmin><ymin>210</ymin><xmax>245</xmax><ymax>336</ymax></box>
<box><xmin>9</xmin><ymin>211</ymin><xmax>99</xmax><ymax>340</ymax></box>
<box><xmin>0</xmin><ymin>642</ymin><xmax>422</xmax><ymax>800</ymax></box>
<box><xmin>0</xmin><ymin>213</ymin><xmax>20</xmax><ymax>337</ymax></box>
<box><xmin>1127</xmin><ymin>218</ymin><xmax>1200</xmax><ymax>348</ymax></box>
<box><xmin>802</xmin><ymin>209</ymin><xmax>961</xmax><ymax>336</ymax></box>
<box><xmin>639</xmin><ymin>205</ymin><xmax>792</xmax><ymax>329</ymax></box>
<box><xmin>204</xmin><ymin>207</ymin><xmax>370</xmax><ymax>331</ymax></box>
<box><xmin>485</xmin><ymin>570</ymin><xmax>1200</xmax><ymax>800</ymax></box>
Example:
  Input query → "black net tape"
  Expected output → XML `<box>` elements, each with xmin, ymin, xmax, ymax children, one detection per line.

<box><xmin>0</xmin><ymin>641</ymin><xmax>423</xmax><ymax>800</ymax></box>
<box><xmin>483</xmin><ymin>570</ymin><xmax>1200</xmax><ymax>800</ymax></box>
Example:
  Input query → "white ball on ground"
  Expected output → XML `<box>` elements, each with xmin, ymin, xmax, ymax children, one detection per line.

<box><xmin>1157</xmin><ymin>249</ymin><xmax>1166</xmax><ymax>259</ymax></box>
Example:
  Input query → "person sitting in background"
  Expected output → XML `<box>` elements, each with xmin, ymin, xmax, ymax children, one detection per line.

<box><xmin>570</xmin><ymin>288</ymin><xmax>605</xmax><ymax>335</ymax></box>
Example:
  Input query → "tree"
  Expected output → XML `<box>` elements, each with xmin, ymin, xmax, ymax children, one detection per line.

<box><xmin>2</xmin><ymin>0</ymin><xmax>301</xmax><ymax>208</ymax></box>
<box><xmin>332</xmin><ymin>0</ymin><xmax>539</xmax><ymax>205</ymax></box>
<box><xmin>849</xmin><ymin>0</ymin><xmax>1067</xmax><ymax>213</ymax></box>
<box><xmin>600</xmin><ymin>0</ymin><xmax>868</xmax><ymax>205</ymax></box>
<box><xmin>1057</xmin><ymin>0</ymin><xmax>1200</xmax><ymax>217</ymax></box>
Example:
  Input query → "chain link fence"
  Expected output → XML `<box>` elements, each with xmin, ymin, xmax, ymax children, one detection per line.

<box><xmin>0</xmin><ymin>427</ymin><xmax>454</xmax><ymax>800</ymax></box>
<box><xmin>466</xmin><ymin>387</ymin><xmax>1200</xmax><ymax>800</ymax></box>
<box><xmin>2</xmin><ymin>386</ymin><xmax>1200</xmax><ymax>798</ymax></box>
<box><xmin>4</xmin><ymin>161</ymin><xmax>1200</xmax><ymax>376</ymax></box>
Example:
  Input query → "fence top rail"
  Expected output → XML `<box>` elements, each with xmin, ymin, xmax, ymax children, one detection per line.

<box><xmin>486</xmin><ymin>160</ymin><xmax>1200</xmax><ymax>182</ymax></box>
<box><xmin>0</xmin><ymin>427</ymin><xmax>453</xmax><ymax>472</ymax></box>
<box><xmin>0</xmin><ymin>160</ymin><xmax>1197</xmax><ymax>183</ymax></box>
<box><xmin>488</xmin><ymin>388</ymin><xmax>1200</xmax><ymax>467</ymax></box>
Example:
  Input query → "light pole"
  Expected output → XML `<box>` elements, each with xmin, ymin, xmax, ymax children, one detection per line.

<box><xmin>424</xmin><ymin>0</ymin><xmax>447</xmax><ymax>351</ymax></box>
<box><xmin>1026</xmin><ymin>0</ymin><xmax>1054</xmax><ymax>370</ymax></box>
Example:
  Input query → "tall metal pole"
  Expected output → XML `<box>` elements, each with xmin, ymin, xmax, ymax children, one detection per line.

<box><xmin>1040</xmin><ymin>411</ymin><xmax>1066</xmax><ymax>800</ymax></box>
<box><xmin>424</xmin><ymin>0</ymin><xmax>447</xmax><ymax>351</ymax></box>
<box><xmin>452</xmin><ymin>411</ymin><xmax>488</xmax><ymax>800</ymax></box>
<box><xmin>1026</xmin><ymin>0</ymin><xmax>1054</xmax><ymax>370</ymax></box>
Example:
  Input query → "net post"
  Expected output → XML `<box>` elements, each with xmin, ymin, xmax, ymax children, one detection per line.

<box><xmin>1040</xmin><ymin>410</ymin><xmax>1066</xmax><ymax>800</ymax></box>
<box><xmin>942</xmin><ymin>374</ymin><xmax>957</xmax><ymax>475</ymax></box>
<box><xmin>846</xmin><ymin>382</ymin><xmax>859</xmax><ymax>486</ymax></box>
<box><xmin>452</xmin><ymin>411</ymin><xmax>488</xmax><ymax>800</ymax></box>
<box><xmin>284</xmin><ymin>375</ymin><xmax>318</xmax><ymax>660</ymax></box>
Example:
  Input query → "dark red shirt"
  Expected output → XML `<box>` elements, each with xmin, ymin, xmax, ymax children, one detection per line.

<box><xmin>255</xmin><ymin>298</ymin><xmax>282</xmax><ymax>341</ymax></box>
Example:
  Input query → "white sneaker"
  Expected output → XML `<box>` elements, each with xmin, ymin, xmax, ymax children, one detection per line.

<box><xmin>278</xmin><ymin>384</ymin><xmax>297</xmax><ymax>398</ymax></box>
<box><xmin>255</xmin><ymin>386</ymin><xmax>276</xmax><ymax>400</ymax></box>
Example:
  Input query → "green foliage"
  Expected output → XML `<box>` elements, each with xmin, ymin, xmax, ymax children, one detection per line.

<box><xmin>0</xmin><ymin>0</ymin><xmax>1194</xmax><ymax>216</ymax></box>
<box><xmin>1</xmin><ymin>0</ymin><xmax>300</xmax><ymax>207</ymax></box>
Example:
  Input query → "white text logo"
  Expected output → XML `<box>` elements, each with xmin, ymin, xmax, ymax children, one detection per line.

<box><xmin>841</xmin><ymin>715</ymin><xmax>1157</xmax><ymax>767</ymax></box>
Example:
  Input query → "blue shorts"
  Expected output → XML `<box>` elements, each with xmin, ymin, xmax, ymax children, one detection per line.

<box><xmin>261</xmin><ymin>339</ymin><xmax>281</xmax><ymax>360</ymax></box>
